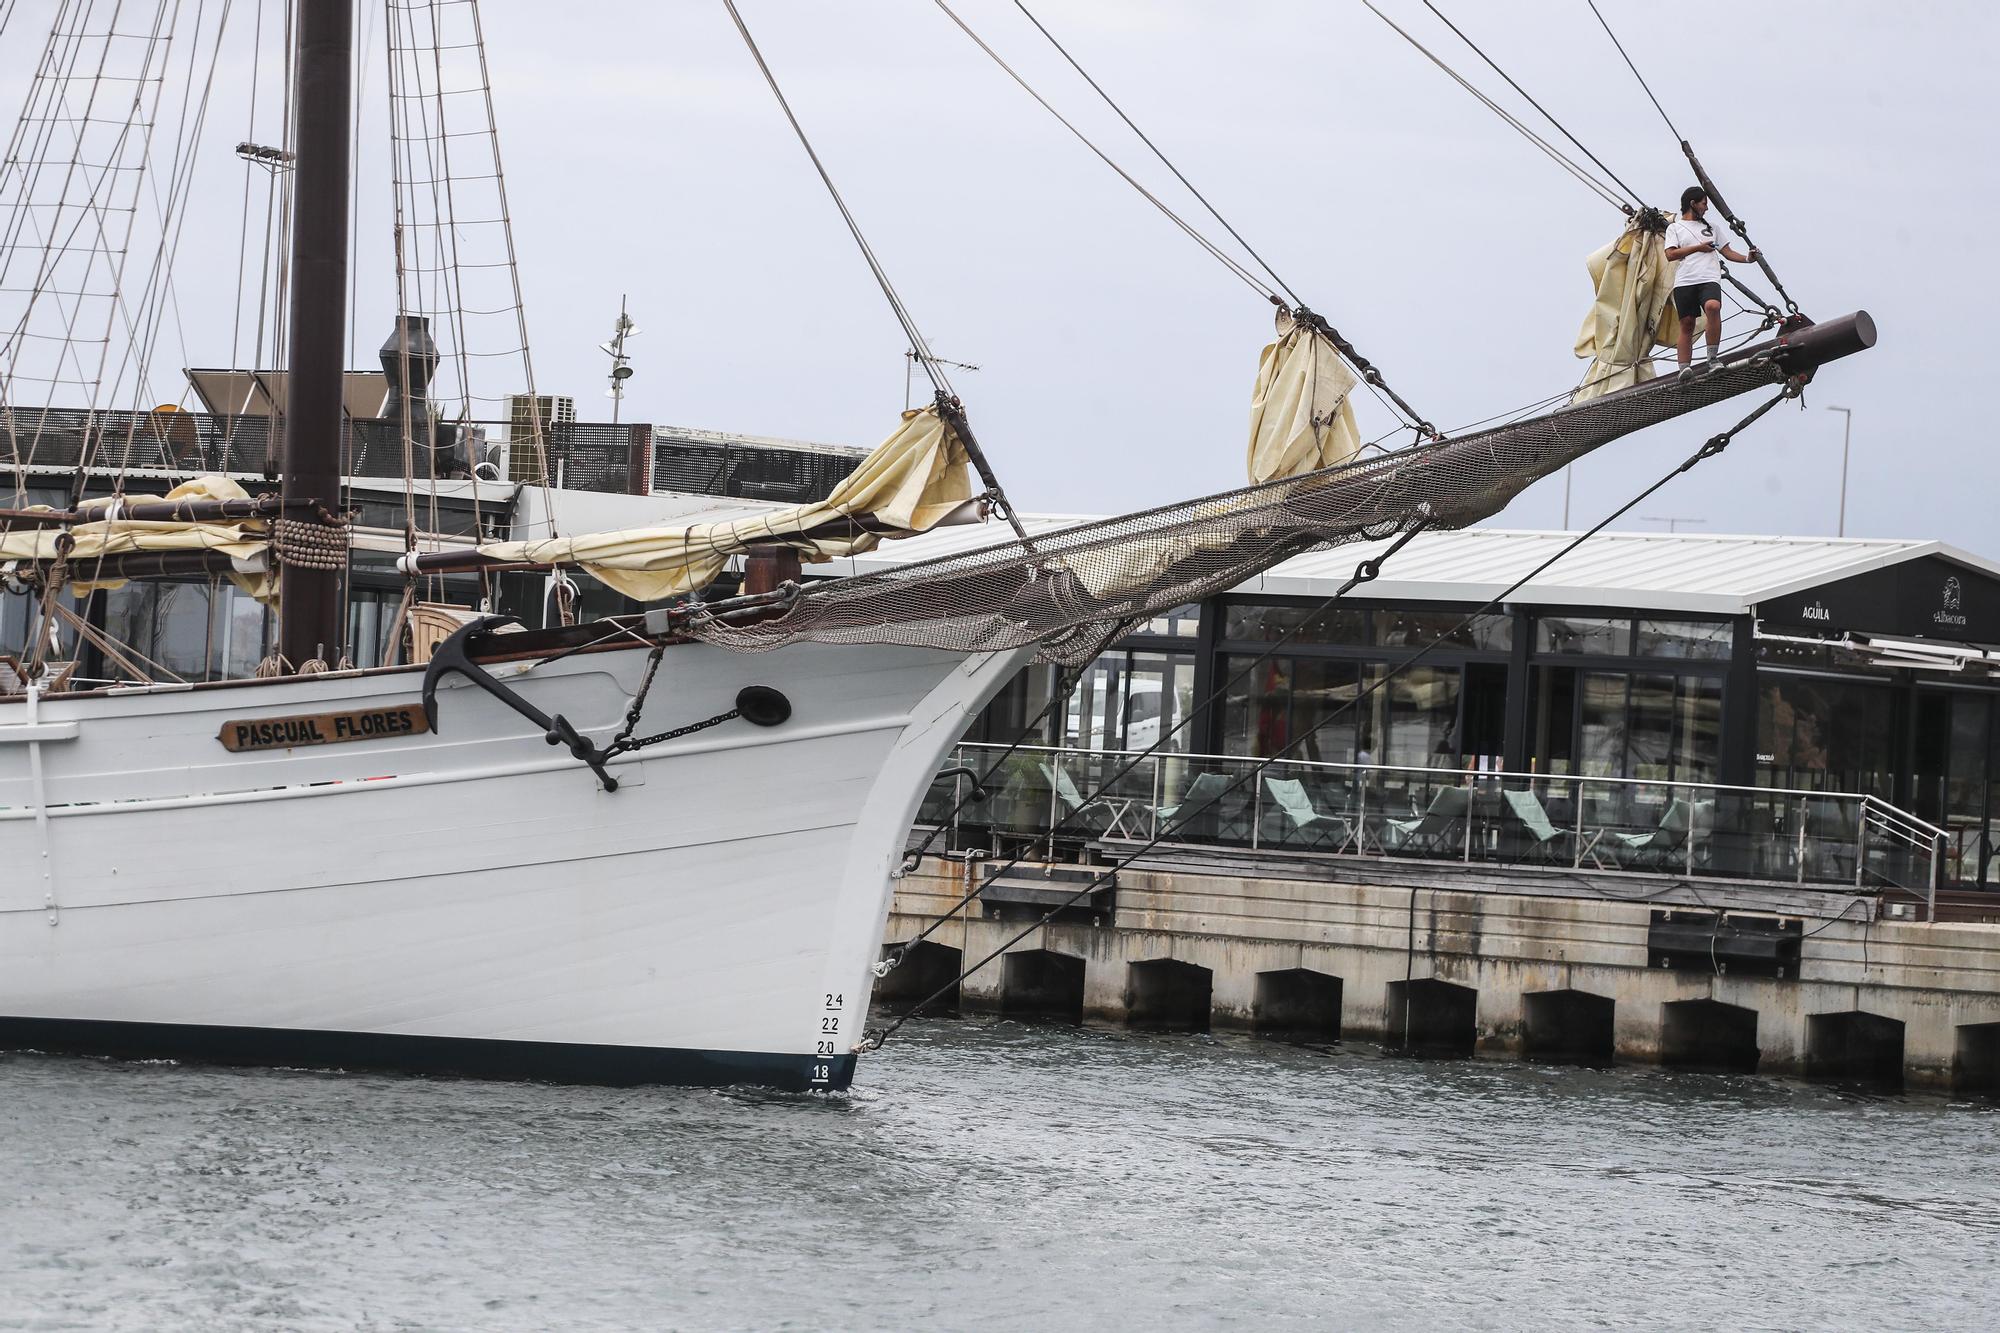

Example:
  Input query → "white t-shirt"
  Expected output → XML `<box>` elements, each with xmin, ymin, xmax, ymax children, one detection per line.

<box><xmin>1667</xmin><ymin>216</ymin><xmax>1727</xmax><ymax>287</ymax></box>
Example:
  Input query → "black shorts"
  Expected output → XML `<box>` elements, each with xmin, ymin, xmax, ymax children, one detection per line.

<box><xmin>1673</xmin><ymin>281</ymin><xmax>1721</xmax><ymax>317</ymax></box>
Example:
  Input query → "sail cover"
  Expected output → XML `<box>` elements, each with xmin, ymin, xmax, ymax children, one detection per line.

<box><xmin>1247</xmin><ymin>311</ymin><xmax>1362</xmax><ymax>482</ymax></box>
<box><xmin>0</xmin><ymin>475</ymin><xmax>272</xmax><ymax>595</ymax></box>
<box><xmin>1573</xmin><ymin>214</ymin><xmax>1680</xmax><ymax>403</ymax></box>
<box><xmin>469</xmin><ymin>405</ymin><xmax>973</xmax><ymax>600</ymax></box>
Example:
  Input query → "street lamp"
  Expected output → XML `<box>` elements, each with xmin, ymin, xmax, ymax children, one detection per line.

<box><xmin>1825</xmin><ymin>406</ymin><xmax>1853</xmax><ymax>537</ymax></box>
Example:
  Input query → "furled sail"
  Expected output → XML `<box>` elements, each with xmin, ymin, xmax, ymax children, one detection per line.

<box><xmin>467</xmin><ymin>404</ymin><xmax>974</xmax><ymax>600</ymax></box>
<box><xmin>1572</xmin><ymin>212</ymin><xmax>1681</xmax><ymax>403</ymax></box>
<box><xmin>684</xmin><ymin>315</ymin><xmax>1874</xmax><ymax>665</ymax></box>
<box><xmin>1247</xmin><ymin>310</ymin><xmax>1362</xmax><ymax>482</ymax></box>
<box><xmin>0</xmin><ymin>475</ymin><xmax>273</xmax><ymax>596</ymax></box>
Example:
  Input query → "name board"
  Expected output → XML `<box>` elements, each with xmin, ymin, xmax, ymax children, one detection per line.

<box><xmin>1762</xmin><ymin>556</ymin><xmax>1998</xmax><ymax>644</ymax></box>
<box><xmin>219</xmin><ymin>703</ymin><xmax>430</xmax><ymax>752</ymax></box>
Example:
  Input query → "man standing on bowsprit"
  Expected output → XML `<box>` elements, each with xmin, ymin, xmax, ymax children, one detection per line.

<box><xmin>1664</xmin><ymin>185</ymin><xmax>1758</xmax><ymax>372</ymax></box>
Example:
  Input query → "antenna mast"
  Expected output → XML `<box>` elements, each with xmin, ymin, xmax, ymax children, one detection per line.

<box><xmin>601</xmin><ymin>296</ymin><xmax>637</xmax><ymax>425</ymax></box>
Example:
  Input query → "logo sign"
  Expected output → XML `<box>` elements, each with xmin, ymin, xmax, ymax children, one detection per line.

<box><xmin>219</xmin><ymin>704</ymin><xmax>431</xmax><ymax>752</ymax></box>
<box><xmin>1935</xmin><ymin>576</ymin><xmax>1968</xmax><ymax>629</ymax></box>
<box><xmin>1799</xmin><ymin>601</ymin><xmax>1832</xmax><ymax>622</ymax></box>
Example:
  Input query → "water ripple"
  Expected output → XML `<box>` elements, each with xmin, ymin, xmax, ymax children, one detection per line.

<box><xmin>1</xmin><ymin>1024</ymin><xmax>1995</xmax><ymax>1330</ymax></box>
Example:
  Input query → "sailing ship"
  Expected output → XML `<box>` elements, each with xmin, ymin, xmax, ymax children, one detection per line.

<box><xmin>0</xmin><ymin>2</ymin><xmax>1872</xmax><ymax>1090</ymax></box>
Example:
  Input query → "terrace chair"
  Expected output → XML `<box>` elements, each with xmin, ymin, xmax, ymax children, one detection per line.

<box><xmin>1037</xmin><ymin>761</ymin><xmax>1138</xmax><ymax>838</ymax></box>
<box><xmin>1381</xmin><ymin>785</ymin><xmax>1470</xmax><ymax>857</ymax></box>
<box><xmin>1259</xmin><ymin>776</ymin><xmax>1355</xmax><ymax>851</ymax></box>
<box><xmin>1499</xmin><ymin>788</ymin><xmax>1574</xmax><ymax>865</ymax></box>
<box><xmin>1154</xmin><ymin>771</ymin><xmax>1235</xmax><ymax>843</ymax></box>
<box><xmin>1611</xmin><ymin>798</ymin><xmax>1691</xmax><ymax>871</ymax></box>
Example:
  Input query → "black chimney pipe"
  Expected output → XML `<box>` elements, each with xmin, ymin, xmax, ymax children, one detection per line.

<box><xmin>278</xmin><ymin>0</ymin><xmax>353</xmax><ymax>668</ymax></box>
<box><xmin>380</xmin><ymin>314</ymin><xmax>464</xmax><ymax>476</ymax></box>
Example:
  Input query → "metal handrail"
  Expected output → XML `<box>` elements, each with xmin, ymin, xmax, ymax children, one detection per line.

<box><xmin>922</xmin><ymin>741</ymin><xmax>1948</xmax><ymax>906</ymax></box>
<box><xmin>952</xmin><ymin>741</ymin><xmax>1894</xmax><ymax>806</ymax></box>
<box><xmin>1860</xmin><ymin>794</ymin><xmax>1948</xmax><ymax>921</ymax></box>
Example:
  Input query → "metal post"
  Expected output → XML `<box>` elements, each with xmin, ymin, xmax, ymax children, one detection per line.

<box><xmin>1573</xmin><ymin>777</ymin><xmax>1587</xmax><ymax>869</ymax></box>
<box><xmin>1685</xmin><ymin>788</ymin><xmax>1697</xmax><ymax>879</ymax></box>
<box><xmin>1150</xmin><ymin>752</ymin><xmax>1162</xmax><ymax>840</ymax></box>
<box><xmin>1930</xmin><ymin>832</ymin><xmax>1943</xmax><ymax>923</ymax></box>
<box><xmin>277</xmin><ymin>0</ymin><xmax>353</xmax><ymax>669</ymax></box>
<box><xmin>1826</xmin><ymin>405</ymin><xmax>1852</xmax><ymax>538</ymax></box>
<box><xmin>1251</xmin><ymin>769</ymin><xmax>1262</xmax><ymax>851</ymax></box>
<box><xmin>1356</xmin><ymin>775</ymin><xmax>1368</xmax><ymax>854</ymax></box>
<box><xmin>1045</xmin><ymin>751</ymin><xmax>1060</xmax><ymax>864</ymax></box>
<box><xmin>952</xmin><ymin>763</ymin><xmax>964</xmax><ymax>853</ymax></box>
<box><xmin>1795</xmin><ymin>797</ymin><xmax>1808</xmax><ymax>884</ymax></box>
<box><xmin>1462</xmin><ymin>776</ymin><xmax>1474</xmax><ymax>863</ymax></box>
<box><xmin>1854</xmin><ymin>802</ymin><xmax>1867</xmax><ymax>890</ymax></box>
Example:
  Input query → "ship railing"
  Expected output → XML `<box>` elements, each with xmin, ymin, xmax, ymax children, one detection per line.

<box><xmin>913</xmin><ymin>744</ymin><xmax>1948</xmax><ymax>916</ymax></box>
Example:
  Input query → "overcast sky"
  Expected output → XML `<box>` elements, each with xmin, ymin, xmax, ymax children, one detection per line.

<box><xmin>4</xmin><ymin>2</ymin><xmax>1994</xmax><ymax>551</ymax></box>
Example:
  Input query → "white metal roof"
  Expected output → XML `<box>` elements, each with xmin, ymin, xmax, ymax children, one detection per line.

<box><xmin>851</xmin><ymin>520</ymin><xmax>2000</xmax><ymax>618</ymax></box>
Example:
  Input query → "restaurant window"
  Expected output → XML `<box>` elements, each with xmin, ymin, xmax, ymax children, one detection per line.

<box><xmin>1137</xmin><ymin>604</ymin><xmax>1201</xmax><ymax>639</ymax></box>
<box><xmin>1910</xmin><ymin>690</ymin><xmax>1994</xmax><ymax>885</ymax></box>
<box><xmin>1373</xmin><ymin>609</ymin><xmax>1511</xmax><ymax>652</ymax></box>
<box><xmin>1062</xmin><ymin>649</ymin><xmax>1197</xmax><ymax>754</ymax></box>
<box><xmin>1636</xmin><ymin>619</ymin><xmax>1731</xmax><ymax>660</ymax></box>
<box><xmin>1290</xmin><ymin>658</ymin><xmax>1361</xmax><ymax>765</ymax></box>
<box><xmin>1223</xmin><ymin>603</ymin><xmax>1367</xmax><ymax>645</ymax></box>
<box><xmin>1536</xmin><ymin>616</ymin><xmax>1631</xmax><ymax>656</ymax></box>
<box><xmin>1542</xmin><ymin>667</ymin><xmax>1720</xmax><ymax>787</ymax></box>
<box><xmin>1378</xmin><ymin>664</ymin><xmax>1461</xmax><ymax>769</ymax></box>
<box><xmin>1756</xmin><ymin>676</ymin><xmax>1896</xmax><ymax>798</ymax></box>
<box><xmin>1220</xmin><ymin>656</ymin><xmax>1294</xmax><ymax>758</ymax></box>
<box><xmin>967</xmin><ymin>662</ymin><xmax>1063</xmax><ymax>746</ymax></box>
<box><xmin>0</xmin><ymin>587</ymin><xmax>32</xmax><ymax>657</ymax></box>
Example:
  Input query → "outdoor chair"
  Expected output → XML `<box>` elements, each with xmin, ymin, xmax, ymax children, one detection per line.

<box><xmin>1381</xmin><ymin>785</ymin><xmax>1470</xmax><ymax>857</ymax></box>
<box><xmin>1499</xmin><ymin>788</ymin><xmax>1574</xmax><ymax>865</ymax></box>
<box><xmin>1155</xmin><ymin>771</ymin><xmax>1240</xmax><ymax>843</ymax></box>
<box><xmin>1038</xmin><ymin>761</ymin><xmax>1139</xmax><ymax>839</ymax></box>
<box><xmin>1611</xmin><ymin>798</ymin><xmax>1691</xmax><ymax>870</ymax></box>
<box><xmin>1259</xmin><ymin>776</ymin><xmax>1355</xmax><ymax>851</ymax></box>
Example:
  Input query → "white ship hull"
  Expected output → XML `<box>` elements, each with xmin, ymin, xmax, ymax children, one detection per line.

<box><xmin>0</xmin><ymin>636</ymin><xmax>1024</xmax><ymax>1090</ymax></box>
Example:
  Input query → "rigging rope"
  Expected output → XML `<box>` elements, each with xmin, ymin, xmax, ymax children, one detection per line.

<box><xmin>1007</xmin><ymin>0</ymin><xmax>1298</xmax><ymax>308</ymax></box>
<box><xmin>1419</xmin><ymin>1</ymin><xmax>1645</xmax><ymax>213</ymax></box>
<box><xmin>720</xmin><ymin>0</ymin><xmax>1034</xmax><ymax>549</ymax></box>
<box><xmin>929</xmin><ymin>0</ymin><xmax>1274</xmax><ymax>304</ymax></box>
<box><xmin>1582</xmin><ymin>0</ymin><xmax>1682</xmax><ymax>141</ymax></box>
<box><xmin>1362</xmin><ymin>0</ymin><xmax>1630</xmax><ymax>214</ymax></box>
<box><xmin>942</xmin><ymin>0</ymin><xmax>1436</xmax><ymax>438</ymax></box>
<box><xmin>863</xmin><ymin>386</ymin><xmax>1797</xmax><ymax>1051</ymax></box>
<box><xmin>1584</xmin><ymin>0</ymin><xmax>1802</xmax><ymax>315</ymax></box>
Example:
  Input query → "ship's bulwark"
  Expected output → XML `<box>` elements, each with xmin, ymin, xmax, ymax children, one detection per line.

<box><xmin>0</xmin><ymin>639</ymin><xmax>1029</xmax><ymax>1090</ymax></box>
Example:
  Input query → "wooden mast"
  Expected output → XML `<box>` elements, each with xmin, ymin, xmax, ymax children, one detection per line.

<box><xmin>277</xmin><ymin>0</ymin><xmax>353</xmax><ymax>668</ymax></box>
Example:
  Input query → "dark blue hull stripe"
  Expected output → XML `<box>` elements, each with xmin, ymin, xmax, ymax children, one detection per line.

<box><xmin>0</xmin><ymin>1016</ymin><xmax>856</xmax><ymax>1092</ymax></box>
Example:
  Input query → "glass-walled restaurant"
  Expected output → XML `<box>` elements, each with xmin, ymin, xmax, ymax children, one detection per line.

<box><xmin>949</xmin><ymin>532</ymin><xmax>2000</xmax><ymax>890</ymax></box>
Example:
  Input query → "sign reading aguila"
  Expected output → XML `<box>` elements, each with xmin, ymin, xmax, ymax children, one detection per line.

<box><xmin>218</xmin><ymin>703</ymin><xmax>431</xmax><ymax>752</ymax></box>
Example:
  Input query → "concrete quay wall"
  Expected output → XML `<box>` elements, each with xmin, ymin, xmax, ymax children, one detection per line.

<box><xmin>881</xmin><ymin>862</ymin><xmax>2000</xmax><ymax>1090</ymax></box>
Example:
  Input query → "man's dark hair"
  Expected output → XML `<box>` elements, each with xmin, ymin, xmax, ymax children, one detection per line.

<box><xmin>1680</xmin><ymin>185</ymin><xmax>1708</xmax><ymax>212</ymax></box>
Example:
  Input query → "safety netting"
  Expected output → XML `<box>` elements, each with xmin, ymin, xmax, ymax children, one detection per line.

<box><xmin>686</xmin><ymin>346</ymin><xmax>1796</xmax><ymax>665</ymax></box>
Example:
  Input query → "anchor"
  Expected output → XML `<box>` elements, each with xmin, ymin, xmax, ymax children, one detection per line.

<box><xmin>421</xmin><ymin>615</ymin><xmax>622</xmax><ymax>792</ymax></box>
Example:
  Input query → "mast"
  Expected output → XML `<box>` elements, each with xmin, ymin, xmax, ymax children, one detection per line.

<box><xmin>278</xmin><ymin>0</ymin><xmax>354</xmax><ymax>668</ymax></box>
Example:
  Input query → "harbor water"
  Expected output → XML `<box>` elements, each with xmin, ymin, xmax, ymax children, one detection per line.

<box><xmin>2</xmin><ymin>1021</ymin><xmax>1995</xmax><ymax>1330</ymax></box>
